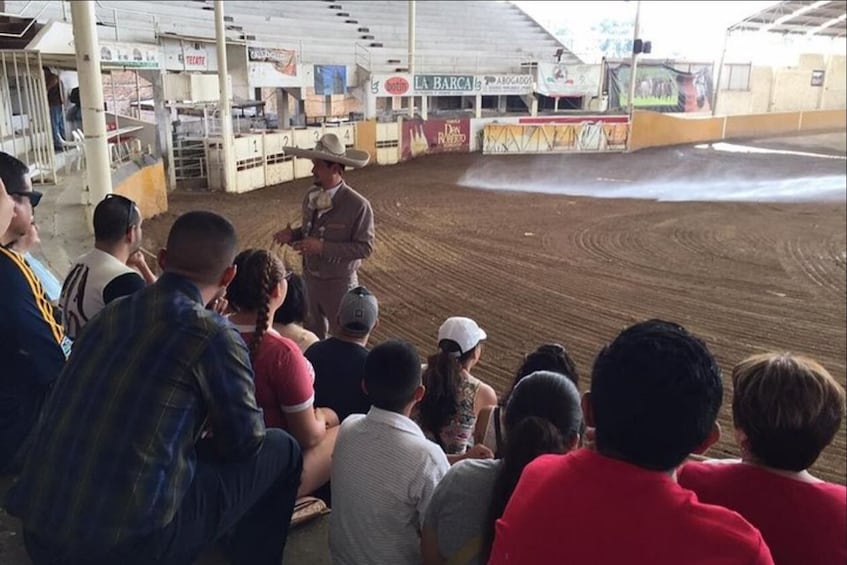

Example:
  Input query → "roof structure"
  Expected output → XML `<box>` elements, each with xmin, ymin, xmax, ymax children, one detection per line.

<box><xmin>728</xmin><ymin>0</ymin><xmax>847</xmax><ymax>37</ymax></box>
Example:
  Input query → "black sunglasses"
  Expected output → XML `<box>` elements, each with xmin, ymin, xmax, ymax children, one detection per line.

<box><xmin>536</xmin><ymin>343</ymin><xmax>567</xmax><ymax>356</ymax></box>
<box><xmin>104</xmin><ymin>193</ymin><xmax>137</xmax><ymax>232</ymax></box>
<box><xmin>10</xmin><ymin>190</ymin><xmax>43</xmax><ymax>208</ymax></box>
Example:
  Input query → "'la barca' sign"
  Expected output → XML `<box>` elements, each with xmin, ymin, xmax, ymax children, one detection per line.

<box><xmin>413</xmin><ymin>74</ymin><xmax>478</xmax><ymax>93</ymax></box>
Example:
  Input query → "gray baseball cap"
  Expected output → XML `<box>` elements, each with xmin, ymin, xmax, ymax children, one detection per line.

<box><xmin>338</xmin><ymin>286</ymin><xmax>378</xmax><ymax>336</ymax></box>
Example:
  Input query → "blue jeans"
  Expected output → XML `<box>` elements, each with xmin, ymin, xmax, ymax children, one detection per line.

<box><xmin>50</xmin><ymin>105</ymin><xmax>66</xmax><ymax>148</ymax></box>
<box><xmin>23</xmin><ymin>428</ymin><xmax>303</xmax><ymax>565</ymax></box>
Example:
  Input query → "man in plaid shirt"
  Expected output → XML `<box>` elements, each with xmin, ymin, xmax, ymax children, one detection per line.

<box><xmin>6</xmin><ymin>211</ymin><xmax>303</xmax><ymax>565</ymax></box>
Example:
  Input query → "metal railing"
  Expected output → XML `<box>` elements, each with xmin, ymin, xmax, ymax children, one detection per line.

<box><xmin>0</xmin><ymin>49</ymin><xmax>57</xmax><ymax>184</ymax></box>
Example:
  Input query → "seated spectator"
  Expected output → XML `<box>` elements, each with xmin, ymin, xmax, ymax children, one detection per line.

<box><xmin>0</xmin><ymin>177</ymin><xmax>14</xmax><ymax>235</ymax></box>
<box><xmin>422</xmin><ymin>371</ymin><xmax>582</xmax><ymax>565</ymax></box>
<box><xmin>330</xmin><ymin>340</ymin><xmax>450</xmax><ymax>565</ymax></box>
<box><xmin>5</xmin><ymin>211</ymin><xmax>303</xmax><ymax>564</ymax></box>
<box><xmin>678</xmin><ymin>353</ymin><xmax>846</xmax><ymax>565</ymax></box>
<box><xmin>60</xmin><ymin>193</ymin><xmax>156</xmax><ymax>340</ymax></box>
<box><xmin>227</xmin><ymin>248</ymin><xmax>339</xmax><ymax>498</ymax></box>
<box><xmin>488</xmin><ymin>319</ymin><xmax>774</xmax><ymax>565</ymax></box>
<box><xmin>306</xmin><ymin>285</ymin><xmax>377</xmax><ymax>423</ymax></box>
<box><xmin>474</xmin><ymin>342</ymin><xmax>579</xmax><ymax>456</ymax></box>
<box><xmin>272</xmin><ymin>271</ymin><xmax>320</xmax><ymax>353</ymax></box>
<box><xmin>415</xmin><ymin>317</ymin><xmax>498</xmax><ymax>463</ymax></box>
<box><xmin>0</xmin><ymin>152</ymin><xmax>69</xmax><ymax>475</ymax></box>
<box><xmin>9</xmin><ymin>222</ymin><xmax>62</xmax><ymax>305</ymax></box>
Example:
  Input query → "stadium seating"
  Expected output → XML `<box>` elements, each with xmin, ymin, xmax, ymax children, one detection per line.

<box><xmin>5</xmin><ymin>0</ymin><xmax>579</xmax><ymax>73</ymax></box>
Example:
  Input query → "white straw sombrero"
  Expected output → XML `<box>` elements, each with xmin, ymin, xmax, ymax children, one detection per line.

<box><xmin>283</xmin><ymin>133</ymin><xmax>370</xmax><ymax>168</ymax></box>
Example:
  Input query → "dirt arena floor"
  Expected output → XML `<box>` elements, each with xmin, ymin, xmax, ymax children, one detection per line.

<box><xmin>140</xmin><ymin>132</ymin><xmax>847</xmax><ymax>485</ymax></box>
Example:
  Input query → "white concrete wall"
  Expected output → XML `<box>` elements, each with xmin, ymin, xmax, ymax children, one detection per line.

<box><xmin>716</xmin><ymin>53</ymin><xmax>847</xmax><ymax>116</ymax></box>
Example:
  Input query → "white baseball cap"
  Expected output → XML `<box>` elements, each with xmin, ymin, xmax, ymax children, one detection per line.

<box><xmin>438</xmin><ymin>317</ymin><xmax>487</xmax><ymax>356</ymax></box>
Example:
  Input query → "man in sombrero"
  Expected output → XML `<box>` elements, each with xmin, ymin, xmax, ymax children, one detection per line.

<box><xmin>273</xmin><ymin>133</ymin><xmax>374</xmax><ymax>339</ymax></box>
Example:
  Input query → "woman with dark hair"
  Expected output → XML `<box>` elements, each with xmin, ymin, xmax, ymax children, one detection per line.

<box><xmin>422</xmin><ymin>371</ymin><xmax>582</xmax><ymax>565</ymax></box>
<box><xmin>226</xmin><ymin>249</ymin><xmax>338</xmax><ymax>497</ymax></box>
<box><xmin>474</xmin><ymin>343</ymin><xmax>579</xmax><ymax>456</ymax></box>
<box><xmin>272</xmin><ymin>271</ymin><xmax>320</xmax><ymax>353</ymax></box>
<box><xmin>415</xmin><ymin>317</ymin><xmax>498</xmax><ymax>464</ymax></box>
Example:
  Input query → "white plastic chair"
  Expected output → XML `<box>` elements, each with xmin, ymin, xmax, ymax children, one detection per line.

<box><xmin>71</xmin><ymin>129</ymin><xmax>87</xmax><ymax>171</ymax></box>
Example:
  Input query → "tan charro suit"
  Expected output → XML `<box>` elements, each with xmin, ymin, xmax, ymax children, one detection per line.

<box><xmin>291</xmin><ymin>182</ymin><xmax>374</xmax><ymax>338</ymax></box>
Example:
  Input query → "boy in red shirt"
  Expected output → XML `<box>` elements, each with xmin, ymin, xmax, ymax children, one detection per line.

<box><xmin>489</xmin><ymin>319</ymin><xmax>774</xmax><ymax>565</ymax></box>
<box><xmin>679</xmin><ymin>353</ymin><xmax>846</xmax><ymax>565</ymax></box>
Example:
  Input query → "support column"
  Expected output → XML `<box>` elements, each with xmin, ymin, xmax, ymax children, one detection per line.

<box><xmin>497</xmin><ymin>95</ymin><xmax>507</xmax><ymax>113</ymax></box>
<box><xmin>625</xmin><ymin>0</ymin><xmax>642</xmax><ymax>152</ymax></box>
<box><xmin>149</xmin><ymin>70</ymin><xmax>175</xmax><ymax>190</ymax></box>
<box><xmin>408</xmin><ymin>0</ymin><xmax>416</xmax><ymax>76</ymax></box>
<box><xmin>712</xmin><ymin>30</ymin><xmax>730</xmax><ymax>116</ymax></box>
<box><xmin>70</xmin><ymin>0</ymin><xmax>112</xmax><ymax>227</ymax></box>
<box><xmin>277</xmin><ymin>89</ymin><xmax>291</xmax><ymax>128</ymax></box>
<box><xmin>530</xmin><ymin>94</ymin><xmax>538</xmax><ymax>117</ymax></box>
<box><xmin>420</xmin><ymin>95</ymin><xmax>428</xmax><ymax>120</ymax></box>
<box><xmin>475</xmin><ymin>93</ymin><xmax>482</xmax><ymax>119</ymax></box>
<box><xmin>363</xmin><ymin>87</ymin><xmax>377</xmax><ymax>119</ymax></box>
<box><xmin>297</xmin><ymin>99</ymin><xmax>306</xmax><ymax>126</ymax></box>
<box><xmin>214</xmin><ymin>0</ymin><xmax>235</xmax><ymax>192</ymax></box>
<box><xmin>324</xmin><ymin>95</ymin><xmax>332</xmax><ymax>118</ymax></box>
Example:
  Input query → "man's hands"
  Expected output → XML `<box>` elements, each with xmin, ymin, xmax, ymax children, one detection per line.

<box><xmin>292</xmin><ymin>237</ymin><xmax>323</xmax><ymax>256</ymax></box>
<box><xmin>127</xmin><ymin>249</ymin><xmax>158</xmax><ymax>285</ymax></box>
<box><xmin>465</xmin><ymin>443</ymin><xmax>495</xmax><ymax>460</ymax></box>
<box><xmin>273</xmin><ymin>224</ymin><xmax>322</xmax><ymax>255</ymax></box>
<box><xmin>273</xmin><ymin>224</ymin><xmax>295</xmax><ymax>246</ymax></box>
<box><xmin>126</xmin><ymin>249</ymin><xmax>146</xmax><ymax>270</ymax></box>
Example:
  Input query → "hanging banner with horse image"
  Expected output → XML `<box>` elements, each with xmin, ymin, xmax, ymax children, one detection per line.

<box><xmin>607</xmin><ymin>63</ymin><xmax>714</xmax><ymax>113</ymax></box>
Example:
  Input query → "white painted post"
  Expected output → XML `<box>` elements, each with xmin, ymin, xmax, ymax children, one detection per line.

<box><xmin>214</xmin><ymin>0</ymin><xmax>236</xmax><ymax>192</ymax></box>
<box><xmin>70</xmin><ymin>0</ymin><xmax>113</xmax><ymax>227</ymax></box>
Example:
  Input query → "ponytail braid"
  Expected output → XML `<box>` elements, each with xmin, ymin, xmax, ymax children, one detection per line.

<box><xmin>250</xmin><ymin>258</ymin><xmax>276</xmax><ymax>361</ymax></box>
<box><xmin>227</xmin><ymin>248</ymin><xmax>286</xmax><ymax>361</ymax></box>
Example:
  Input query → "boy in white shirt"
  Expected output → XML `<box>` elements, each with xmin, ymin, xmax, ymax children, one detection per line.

<box><xmin>330</xmin><ymin>339</ymin><xmax>450</xmax><ymax>565</ymax></box>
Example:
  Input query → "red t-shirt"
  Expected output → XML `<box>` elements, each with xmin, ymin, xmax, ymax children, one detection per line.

<box><xmin>678</xmin><ymin>460</ymin><xmax>847</xmax><ymax>565</ymax></box>
<box><xmin>238</xmin><ymin>327</ymin><xmax>315</xmax><ymax>430</ymax></box>
<box><xmin>489</xmin><ymin>448</ymin><xmax>774</xmax><ymax>565</ymax></box>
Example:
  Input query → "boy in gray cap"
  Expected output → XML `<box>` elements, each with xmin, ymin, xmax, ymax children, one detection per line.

<box><xmin>305</xmin><ymin>286</ymin><xmax>378</xmax><ymax>422</ymax></box>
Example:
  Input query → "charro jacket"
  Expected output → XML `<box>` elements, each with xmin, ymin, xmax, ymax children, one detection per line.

<box><xmin>292</xmin><ymin>182</ymin><xmax>375</xmax><ymax>280</ymax></box>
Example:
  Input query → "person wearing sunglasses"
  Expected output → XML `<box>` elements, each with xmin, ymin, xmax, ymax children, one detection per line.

<box><xmin>473</xmin><ymin>342</ymin><xmax>580</xmax><ymax>457</ymax></box>
<box><xmin>59</xmin><ymin>192</ymin><xmax>156</xmax><ymax>340</ymax></box>
<box><xmin>0</xmin><ymin>151</ymin><xmax>69</xmax><ymax>475</ymax></box>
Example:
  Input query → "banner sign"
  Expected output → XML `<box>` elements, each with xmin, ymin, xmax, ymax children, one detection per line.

<box><xmin>414</xmin><ymin>74</ymin><xmax>475</xmax><ymax>94</ymax></box>
<box><xmin>536</xmin><ymin>63</ymin><xmax>601</xmax><ymax>97</ymax></box>
<box><xmin>482</xmin><ymin>117</ymin><xmax>629</xmax><ymax>154</ymax></box>
<box><xmin>314</xmin><ymin>65</ymin><xmax>347</xmax><ymax>95</ymax></box>
<box><xmin>182</xmin><ymin>44</ymin><xmax>209</xmax><ymax>72</ymax></box>
<box><xmin>370</xmin><ymin>73</ymin><xmax>533</xmax><ymax>97</ymax></box>
<box><xmin>100</xmin><ymin>41</ymin><xmax>161</xmax><ymax>69</ymax></box>
<box><xmin>248</xmin><ymin>47</ymin><xmax>297</xmax><ymax>76</ymax></box>
<box><xmin>607</xmin><ymin>63</ymin><xmax>714</xmax><ymax>113</ymax></box>
<box><xmin>401</xmin><ymin>118</ymin><xmax>470</xmax><ymax>160</ymax></box>
<box><xmin>479</xmin><ymin>74</ymin><xmax>534</xmax><ymax>95</ymax></box>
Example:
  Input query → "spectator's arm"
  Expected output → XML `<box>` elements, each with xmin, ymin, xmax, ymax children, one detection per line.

<box><xmin>102</xmin><ymin>272</ymin><xmax>146</xmax><ymax>304</ymax></box>
<box><xmin>421</xmin><ymin>525</ymin><xmax>446</xmax><ymax>565</ymax></box>
<box><xmin>285</xmin><ymin>406</ymin><xmax>328</xmax><ymax>449</ymax></box>
<box><xmin>44</xmin><ymin>71</ymin><xmax>59</xmax><ymax>90</ymax></box>
<box><xmin>0</xmin><ymin>252</ymin><xmax>66</xmax><ymax>387</ymax></box>
<box><xmin>198</xmin><ymin>325</ymin><xmax>265</xmax><ymax>461</ymax></box>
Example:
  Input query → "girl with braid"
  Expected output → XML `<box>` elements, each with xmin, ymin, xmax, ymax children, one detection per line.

<box><xmin>227</xmin><ymin>248</ymin><xmax>339</xmax><ymax>498</ymax></box>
